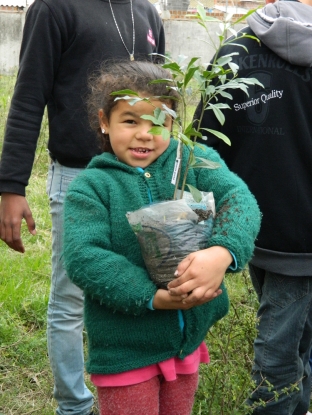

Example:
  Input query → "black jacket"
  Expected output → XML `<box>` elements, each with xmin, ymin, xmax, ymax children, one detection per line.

<box><xmin>195</xmin><ymin>4</ymin><xmax>312</xmax><ymax>275</ymax></box>
<box><xmin>0</xmin><ymin>0</ymin><xmax>165</xmax><ymax>195</ymax></box>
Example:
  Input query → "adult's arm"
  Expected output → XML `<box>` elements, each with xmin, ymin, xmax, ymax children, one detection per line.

<box><xmin>0</xmin><ymin>0</ymin><xmax>62</xmax><ymax>196</ymax></box>
<box><xmin>0</xmin><ymin>1</ymin><xmax>62</xmax><ymax>250</ymax></box>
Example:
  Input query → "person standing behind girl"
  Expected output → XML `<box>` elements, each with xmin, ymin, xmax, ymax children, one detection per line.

<box><xmin>63</xmin><ymin>61</ymin><xmax>261</xmax><ymax>415</ymax></box>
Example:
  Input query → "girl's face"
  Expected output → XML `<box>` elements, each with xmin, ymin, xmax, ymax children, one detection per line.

<box><xmin>99</xmin><ymin>98</ymin><xmax>172</xmax><ymax>168</ymax></box>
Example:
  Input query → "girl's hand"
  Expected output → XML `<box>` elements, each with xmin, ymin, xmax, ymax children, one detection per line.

<box><xmin>167</xmin><ymin>246</ymin><xmax>232</xmax><ymax>305</ymax></box>
<box><xmin>152</xmin><ymin>289</ymin><xmax>196</xmax><ymax>310</ymax></box>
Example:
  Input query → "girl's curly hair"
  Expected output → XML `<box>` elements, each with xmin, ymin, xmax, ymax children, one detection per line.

<box><xmin>86</xmin><ymin>60</ymin><xmax>179</xmax><ymax>152</ymax></box>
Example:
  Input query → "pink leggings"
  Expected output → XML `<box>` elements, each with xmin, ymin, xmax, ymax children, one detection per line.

<box><xmin>97</xmin><ymin>371</ymin><xmax>199</xmax><ymax>415</ymax></box>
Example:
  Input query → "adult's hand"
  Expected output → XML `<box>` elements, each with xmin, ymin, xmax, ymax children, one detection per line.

<box><xmin>0</xmin><ymin>193</ymin><xmax>36</xmax><ymax>253</ymax></box>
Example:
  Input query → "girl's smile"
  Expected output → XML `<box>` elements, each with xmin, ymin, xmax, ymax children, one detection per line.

<box><xmin>99</xmin><ymin>98</ymin><xmax>172</xmax><ymax>168</ymax></box>
<box><xmin>130</xmin><ymin>147</ymin><xmax>152</xmax><ymax>158</ymax></box>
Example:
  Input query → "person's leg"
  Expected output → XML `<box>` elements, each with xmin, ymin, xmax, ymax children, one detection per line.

<box><xmin>47</xmin><ymin>161</ymin><xmax>94</xmax><ymax>415</ymax></box>
<box><xmin>248</xmin><ymin>264</ymin><xmax>312</xmax><ymax>415</ymax></box>
<box><xmin>295</xmin><ymin>308</ymin><xmax>312</xmax><ymax>415</ymax></box>
<box><xmin>97</xmin><ymin>378</ymin><xmax>160</xmax><ymax>415</ymax></box>
<box><xmin>159</xmin><ymin>371</ymin><xmax>199</xmax><ymax>415</ymax></box>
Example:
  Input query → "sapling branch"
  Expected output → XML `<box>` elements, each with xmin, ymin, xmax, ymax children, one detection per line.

<box><xmin>111</xmin><ymin>6</ymin><xmax>264</xmax><ymax>203</ymax></box>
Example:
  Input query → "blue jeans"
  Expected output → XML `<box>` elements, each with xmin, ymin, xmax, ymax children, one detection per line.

<box><xmin>46</xmin><ymin>161</ymin><xmax>94</xmax><ymax>415</ymax></box>
<box><xmin>248</xmin><ymin>264</ymin><xmax>312</xmax><ymax>415</ymax></box>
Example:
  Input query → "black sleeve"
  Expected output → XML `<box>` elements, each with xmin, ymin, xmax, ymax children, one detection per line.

<box><xmin>0</xmin><ymin>0</ymin><xmax>62</xmax><ymax>195</ymax></box>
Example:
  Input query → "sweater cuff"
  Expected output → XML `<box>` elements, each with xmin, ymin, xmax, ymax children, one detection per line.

<box><xmin>146</xmin><ymin>296</ymin><xmax>155</xmax><ymax>310</ymax></box>
<box><xmin>228</xmin><ymin>250</ymin><xmax>238</xmax><ymax>271</ymax></box>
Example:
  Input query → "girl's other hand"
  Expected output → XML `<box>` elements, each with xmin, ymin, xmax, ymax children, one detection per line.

<box><xmin>152</xmin><ymin>289</ymin><xmax>195</xmax><ymax>310</ymax></box>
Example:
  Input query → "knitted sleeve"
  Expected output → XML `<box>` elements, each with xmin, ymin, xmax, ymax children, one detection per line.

<box><xmin>194</xmin><ymin>145</ymin><xmax>261</xmax><ymax>269</ymax></box>
<box><xmin>63</xmin><ymin>174</ymin><xmax>157</xmax><ymax>316</ymax></box>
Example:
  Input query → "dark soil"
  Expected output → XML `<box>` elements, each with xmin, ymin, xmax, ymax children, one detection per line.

<box><xmin>193</xmin><ymin>208</ymin><xmax>213</xmax><ymax>222</ymax></box>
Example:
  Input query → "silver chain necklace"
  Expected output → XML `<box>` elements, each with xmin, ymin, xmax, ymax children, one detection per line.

<box><xmin>109</xmin><ymin>0</ymin><xmax>135</xmax><ymax>61</ymax></box>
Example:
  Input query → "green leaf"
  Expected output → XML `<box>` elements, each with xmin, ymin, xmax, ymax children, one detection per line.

<box><xmin>161</xmin><ymin>129</ymin><xmax>171</xmax><ymax>140</ymax></box>
<box><xmin>218</xmin><ymin>90</ymin><xmax>233</xmax><ymax>100</ymax></box>
<box><xmin>147</xmin><ymin>126</ymin><xmax>163</xmax><ymax>135</ymax></box>
<box><xmin>162</xmin><ymin>62</ymin><xmax>183</xmax><ymax>75</ymax></box>
<box><xmin>150</xmin><ymin>52</ymin><xmax>167</xmax><ymax>61</ymax></box>
<box><xmin>218</xmin><ymin>34</ymin><xmax>225</xmax><ymax>44</ymax></box>
<box><xmin>233</xmin><ymin>8</ymin><xmax>258</xmax><ymax>25</ymax></box>
<box><xmin>196</xmin><ymin>20</ymin><xmax>209</xmax><ymax>30</ymax></box>
<box><xmin>113</xmin><ymin>96</ymin><xmax>146</xmax><ymax>107</ymax></box>
<box><xmin>226</xmin><ymin>42</ymin><xmax>249</xmax><ymax>53</ymax></box>
<box><xmin>149</xmin><ymin>78</ymin><xmax>173</xmax><ymax>85</ymax></box>
<box><xmin>184</xmin><ymin>66</ymin><xmax>199</xmax><ymax>88</ymax></box>
<box><xmin>187</xmin><ymin>57</ymin><xmax>201</xmax><ymax>68</ymax></box>
<box><xmin>228</xmin><ymin>62</ymin><xmax>239</xmax><ymax>74</ymax></box>
<box><xmin>110</xmin><ymin>89</ymin><xmax>139</xmax><ymax>96</ymax></box>
<box><xmin>242</xmin><ymin>34</ymin><xmax>261</xmax><ymax>43</ymax></box>
<box><xmin>177</xmin><ymin>55</ymin><xmax>189</xmax><ymax>66</ymax></box>
<box><xmin>184</xmin><ymin>122</ymin><xmax>203</xmax><ymax>139</ymax></box>
<box><xmin>201</xmin><ymin>128</ymin><xmax>231</xmax><ymax>146</ymax></box>
<box><xmin>162</xmin><ymin>104</ymin><xmax>177</xmax><ymax>119</ymax></box>
<box><xmin>191</xmin><ymin>152</ymin><xmax>198</xmax><ymax>166</ymax></box>
<box><xmin>186</xmin><ymin>184</ymin><xmax>203</xmax><ymax>203</ymax></box>
<box><xmin>197</xmin><ymin>4</ymin><xmax>207</xmax><ymax>21</ymax></box>
<box><xmin>154</xmin><ymin>107</ymin><xmax>166</xmax><ymax>125</ymax></box>
<box><xmin>228</xmin><ymin>27</ymin><xmax>237</xmax><ymax>38</ymax></box>
<box><xmin>210</xmin><ymin>104</ymin><xmax>225</xmax><ymax>125</ymax></box>
<box><xmin>213</xmin><ymin>102</ymin><xmax>231</xmax><ymax>110</ymax></box>
<box><xmin>238</xmin><ymin>84</ymin><xmax>249</xmax><ymax>95</ymax></box>
<box><xmin>225</xmin><ymin>12</ymin><xmax>234</xmax><ymax>23</ymax></box>
<box><xmin>178</xmin><ymin>133</ymin><xmax>194</xmax><ymax>147</ymax></box>
<box><xmin>219</xmin><ymin>74</ymin><xmax>227</xmax><ymax>85</ymax></box>
<box><xmin>216</xmin><ymin>56</ymin><xmax>233</xmax><ymax>66</ymax></box>
<box><xmin>237</xmin><ymin>77</ymin><xmax>264</xmax><ymax>87</ymax></box>
<box><xmin>141</xmin><ymin>115</ymin><xmax>161</xmax><ymax>125</ymax></box>
<box><xmin>148</xmin><ymin>126</ymin><xmax>170</xmax><ymax>140</ymax></box>
<box><xmin>141</xmin><ymin>108</ymin><xmax>168</xmax><ymax>126</ymax></box>
<box><xmin>205</xmin><ymin>85</ymin><xmax>216</xmax><ymax>95</ymax></box>
<box><xmin>129</xmin><ymin>97</ymin><xmax>146</xmax><ymax>106</ymax></box>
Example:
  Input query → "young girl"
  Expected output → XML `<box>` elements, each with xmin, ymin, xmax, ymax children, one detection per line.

<box><xmin>63</xmin><ymin>61</ymin><xmax>261</xmax><ymax>415</ymax></box>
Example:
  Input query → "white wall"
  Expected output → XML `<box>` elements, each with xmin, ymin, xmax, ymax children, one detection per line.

<box><xmin>0</xmin><ymin>10</ymin><xmax>246</xmax><ymax>75</ymax></box>
<box><xmin>0</xmin><ymin>11</ymin><xmax>25</xmax><ymax>75</ymax></box>
<box><xmin>164</xmin><ymin>19</ymin><xmax>222</xmax><ymax>66</ymax></box>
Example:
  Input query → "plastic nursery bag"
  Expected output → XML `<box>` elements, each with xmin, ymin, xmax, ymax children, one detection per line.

<box><xmin>126</xmin><ymin>195</ymin><xmax>215</xmax><ymax>289</ymax></box>
<box><xmin>177</xmin><ymin>190</ymin><xmax>215</xmax><ymax>235</ymax></box>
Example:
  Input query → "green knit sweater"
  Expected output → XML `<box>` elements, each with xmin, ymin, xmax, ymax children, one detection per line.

<box><xmin>63</xmin><ymin>139</ymin><xmax>261</xmax><ymax>375</ymax></box>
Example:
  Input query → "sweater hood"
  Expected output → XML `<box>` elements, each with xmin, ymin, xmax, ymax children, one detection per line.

<box><xmin>247</xmin><ymin>1</ymin><xmax>312</xmax><ymax>66</ymax></box>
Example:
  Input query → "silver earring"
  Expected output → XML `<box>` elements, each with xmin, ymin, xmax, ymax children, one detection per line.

<box><xmin>101</xmin><ymin>128</ymin><xmax>106</xmax><ymax>134</ymax></box>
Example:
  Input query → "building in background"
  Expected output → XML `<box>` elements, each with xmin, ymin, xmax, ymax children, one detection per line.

<box><xmin>1</xmin><ymin>0</ymin><xmax>32</xmax><ymax>7</ymax></box>
<box><xmin>0</xmin><ymin>0</ymin><xmax>265</xmax><ymax>75</ymax></box>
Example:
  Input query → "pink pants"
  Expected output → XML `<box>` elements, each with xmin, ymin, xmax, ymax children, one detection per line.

<box><xmin>97</xmin><ymin>371</ymin><xmax>199</xmax><ymax>415</ymax></box>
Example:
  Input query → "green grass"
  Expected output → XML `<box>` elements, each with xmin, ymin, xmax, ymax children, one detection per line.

<box><xmin>0</xmin><ymin>74</ymin><xmax>277</xmax><ymax>415</ymax></box>
<box><xmin>0</xmin><ymin>75</ymin><xmax>59</xmax><ymax>414</ymax></box>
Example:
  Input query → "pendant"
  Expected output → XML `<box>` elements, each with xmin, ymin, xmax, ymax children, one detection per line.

<box><xmin>130</xmin><ymin>54</ymin><xmax>134</xmax><ymax>61</ymax></box>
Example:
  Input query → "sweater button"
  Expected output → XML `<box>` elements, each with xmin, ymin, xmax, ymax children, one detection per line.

<box><xmin>144</xmin><ymin>172</ymin><xmax>151</xmax><ymax>178</ymax></box>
